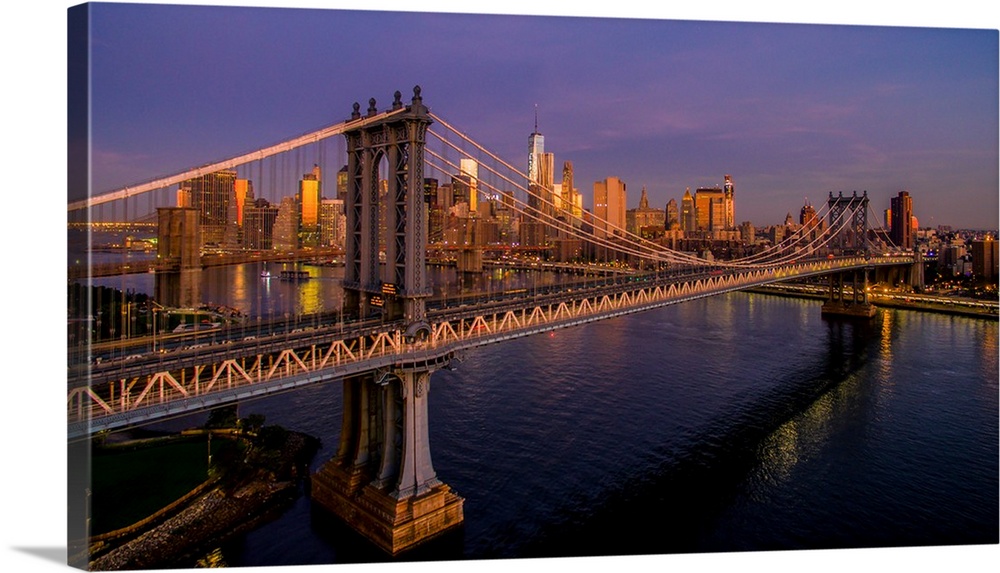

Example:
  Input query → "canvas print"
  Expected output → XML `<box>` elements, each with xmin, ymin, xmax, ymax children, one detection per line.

<box><xmin>66</xmin><ymin>2</ymin><xmax>998</xmax><ymax>571</ymax></box>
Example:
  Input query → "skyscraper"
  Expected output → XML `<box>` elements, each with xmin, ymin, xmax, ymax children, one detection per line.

<box><xmin>524</xmin><ymin>111</ymin><xmax>554</xmax><ymax>247</ymax></box>
<box><xmin>243</xmin><ymin>199</ymin><xmax>279</xmax><ymax>251</ymax></box>
<box><xmin>800</xmin><ymin>200</ymin><xmax>819</xmax><ymax>230</ymax></box>
<box><xmin>723</xmin><ymin>174</ymin><xmax>736</xmax><ymax>230</ymax></box>
<box><xmin>452</xmin><ymin>159</ymin><xmax>479</xmax><ymax>213</ymax></box>
<box><xmin>890</xmin><ymin>191</ymin><xmax>913</xmax><ymax>250</ymax></box>
<box><xmin>234</xmin><ymin>178</ymin><xmax>254</xmax><ymax>228</ymax></box>
<box><xmin>300</xmin><ymin>164</ymin><xmax>321</xmax><ymax>232</ymax></box>
<box><xmin>179</xmin><ymin>169</ymin><xmax>237</xmax><ymax>246</ymax></box>
<box><xmin>336</xmin><ymin>165</ymin><xmax>348</xmax><ymax>203</ymax></box>
<box><xmin>972</xmin><ymin>236</ymin><xmax>998</xmax><ymax>281</ymax></box>
<box><xmin>681</xmin><ymin>188</ymin><xmax>696</xmax><ymax>232</ymax></box>
<box><xmin>695</xmin><ymin>186</ymin><xmax>726</xmax><ymax>232</ymax></box>
<box><xmin>319</xmin><ymin>198</ymin><xmax>346</xmax><ymax>249</ymax></box>
<box><xmin>666</xmin><ymin>198</ymin><xmax>679</xmax><ymax>230</ymax></box>
<box><xmin>561</xmin><ymin>161</ymin><xmax>582</xmax><ymax>228</ymax></box>
<box><xmin>527</xmin><ymin>109</ymin><xmax>555</xmax><ymax>219</ymax></box>
<box><xmin>594</xmin><ymin>177</ymin><xmax>627</xmax><ymax>239</ymax></box>
<box><xmin>273</xmin><ymin>196</ymin><xmax>299</xmax><ymax>251</ymax></box>
<box><xmin>528</xmin><ymin>106</ymin><xmax>544</xmax><ymax>187</ymax></box>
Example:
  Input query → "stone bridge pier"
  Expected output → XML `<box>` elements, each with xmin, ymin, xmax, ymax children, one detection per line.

<box><xmin>310</xmin><ymin>356</ymin><xmax>464</xmax><ymax>555</ymax></box>
<box><xmin>821</xmin><ymin>268</ymin><xmax>876</xmax><ymax>318</ymax></box>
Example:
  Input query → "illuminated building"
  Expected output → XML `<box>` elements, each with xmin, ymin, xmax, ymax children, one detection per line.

<box><xmin>234</xmin><ymin>178</ymin><xmax>254</xmax><ymax>227</ymax></box>
<box><xmin>594</xmin><ymin>176</ymin><xmax>627</xmax><ymax>239</ymax></box>
<box><xmin>627</xmin><ymin>186</ymin><xmax>665</xmax><ymax>236</ymax></box>
<box><xmin>800</xmin><ymin>200</ymin><xmax>819</xmax><ymax>230</ymax></box>
<box><xmin>723</xmin><ymin>174</ymin><xmax>736</xmax><ymax>229</ymax></box>
<box><xmin>273</xmin><ymin>196</ymin><xmax>299</xmax><ymax>251</ymax></box>
<box><xmin>681</xmin><ymin>188</ymin><xmax>696</xmax><ymax>232</ymax></box>
<box><xmin>695</xmin><ymin>186</ymin><xmax>726</xmax><ymax>232</ymax></box>
<box><xmin>243</xmin><ymin>199</ymin><xmax>279</xmax><ymax>251</ymax></box>
<box><xmin>300</xmin><ymin>164</ymin><xmax>321</xmax><ymax>232</ymax></box>
<box><xmin>972</xmin><ymin>236</ymin><xmax>998</xmax><ymax>281</ymax></box>
<box><xmin>527</xmin><ymin>106</ymin><xmax>544</xmax><ymax>189</ymax></box>
<box><xmin>452</xmin><ymin>159</ymin><xmax>479</xmax><ymax>213</ymax></box>
<box><xmin>890</xmin><ymin>191</ymin><xmax>913</xmax><ymax>250</ymax></box>
<box><xmin>179</xmin><ymin>169</ymin><xmax>237</xmax><ymax>246</ymax></box>
<box><xmin>559</xmin><ymin>161</ymin><xmax>581</xmax><ymax>226</ymax></box>
<box><xmin>423</xmin><ymin>178</ymin><xmax>438</xmax><ymax>205</ymax></box>
<box><xmin>320</xmin><ymin>198</ymin><xmax>346</xmax><ymax>249</ymax></box>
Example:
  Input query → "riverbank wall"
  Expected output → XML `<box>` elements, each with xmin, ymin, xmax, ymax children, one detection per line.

<box><xmin>86</xmin><ymin>429</ymin><xmax>319</xmax><ymax>570</ymax></box>
<box><xmin>746</xmin><ymin>285</ymin><xmax>998</xmax><ymax>319</ymax></box>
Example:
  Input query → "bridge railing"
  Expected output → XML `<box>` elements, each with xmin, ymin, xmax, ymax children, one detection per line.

<box><xmin>68</xmin><ymin>255</ymin><xmax>912</xmax><ymax>434</ymax></box>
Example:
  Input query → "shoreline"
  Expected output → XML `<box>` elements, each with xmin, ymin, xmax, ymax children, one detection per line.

<box><xmin>85</xmin><ymin>429</ymin><xmax>320</xmax><ymax>570</ymax></box>
<box><xmin>744</xmin><ymin>285</ymin><xmax>998</xmax><ymax>319</ymax></box>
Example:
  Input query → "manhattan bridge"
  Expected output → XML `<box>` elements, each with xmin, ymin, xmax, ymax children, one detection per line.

<box><xmin>67</xmin><ymin>86</ymin><xmax>919</xmax><ymax>555</ymax></box>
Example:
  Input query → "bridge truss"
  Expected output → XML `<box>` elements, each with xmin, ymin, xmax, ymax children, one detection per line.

<box><xmin>68</xmin><ymin>254</ymin><xmax>915</xmax><ymax>439</ymax></box>
<box><xmin>68</xmin><ymin>87</ymin><xmax>922</xmax><ymax>555</ymax></box>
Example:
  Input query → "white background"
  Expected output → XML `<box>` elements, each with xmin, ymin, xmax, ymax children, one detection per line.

<box><xmin>2</xmin><ymin>2</ymin><xmax>997</xmax><ymax>572</ymax></box>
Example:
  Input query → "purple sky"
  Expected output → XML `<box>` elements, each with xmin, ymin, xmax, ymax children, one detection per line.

<box><xmin>79</xmin><ymin>2</ymin><xmax>997</xmax><ymax>230</ymax></box>
<box><xmin>2</xmin><ymin>5</ymin><xmax>998</xmax><ymax>573</ymax></box>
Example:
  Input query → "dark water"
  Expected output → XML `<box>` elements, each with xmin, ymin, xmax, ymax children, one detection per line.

<box><xmin>144</xmin><ymin>290</ymin><xmax>997</xmax><ymax>567</ymax></box>
<box><xmin>77</xmin><ymin>229</ymin><xmax>997</xmax><ymax>566</ymax></box>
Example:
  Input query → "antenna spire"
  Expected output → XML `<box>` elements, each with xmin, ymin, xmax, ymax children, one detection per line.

<box><xmin>534</xmin><ymin>104</ymin><xmax>538</xmax><ymax>132</ymax></box>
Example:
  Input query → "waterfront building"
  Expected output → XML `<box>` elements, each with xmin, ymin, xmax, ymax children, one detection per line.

<box><xmin>972</xmin><ymin>236</ymin><xmax>999</xmax><ymax>281</ymax></box>
<box><xmin>179</xmin><ymin>169</ymin><xmax>237</xmax><ymax>246</ymax></box>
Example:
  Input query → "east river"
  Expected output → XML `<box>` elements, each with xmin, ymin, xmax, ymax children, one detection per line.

<box><xmin>78</xmin><ymin>237</ymin><xmax>998</xmax><ymax>568</ymax></box>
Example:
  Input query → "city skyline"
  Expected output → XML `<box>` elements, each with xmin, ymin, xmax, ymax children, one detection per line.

<box><xmin>65</xmin><ymin>2</ymin><xmax>998</xmax><ymax>231</ymax></box>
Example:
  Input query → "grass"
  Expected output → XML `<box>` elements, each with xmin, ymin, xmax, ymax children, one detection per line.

<box><xmin>89</xmin><ymin>435</ymin><xmax>228</xmax><ymax>535</ymax></box>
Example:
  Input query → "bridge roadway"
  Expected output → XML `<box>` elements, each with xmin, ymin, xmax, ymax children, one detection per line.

<box><xmin>67</xmin><ymin>254</ymin><xmax>914</xmax><ymax>440</ymax></box>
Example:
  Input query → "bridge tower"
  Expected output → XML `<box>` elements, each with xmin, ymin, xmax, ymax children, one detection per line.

<box><xmin>827</xmin><ymin>190</ymin><xmax>870</xmax><ymax>255</ymax></box>
<box><xmin>154</xmin><ymin>207</ymin><xmax>201</xmax><ymax>308</ymax></box>
<box><xmin>823</xmin><ymin>191</ymin><xmax>878</xmax><ymax>317</ymax></box>
<box><xmin>314</xmin><ymin>88</ymin><xmax>463</xmax><ymax>554</ymax></box>
<box><xmin>343</xmin><ymin>87</ymin><xmax>432</xmax><ymax>335</ymax></box>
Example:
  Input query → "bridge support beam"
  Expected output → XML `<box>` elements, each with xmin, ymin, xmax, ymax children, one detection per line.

<box><xmin>311</xmin><ymin>363</ymin><xmax>464</xmax><ymax>555</ymax></box>
<box><xmin>822</xmin><ymin>269</ymin><xmax>876</xmax><ymax>318</ymax></box>
<box><xmin>155</xmin><ymin>207</ymin><xmax>202</xmax><ymax>308</ymax></box>
<box><xmin>456</xmin><ymin>247</ymin><xmax>483</xmax><ymax>273</ymax></box>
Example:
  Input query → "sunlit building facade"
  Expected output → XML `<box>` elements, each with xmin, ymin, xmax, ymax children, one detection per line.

<box><xmin>594</xmin><ymin>176</ymin><xmax>627</xmax><ymax>239</ymax></box>
<box><xmin>300</xmin><ymin>164</ymin><xmax>322</xmax><ymax>232</ymax></box>
<box><xmin>890</xmin><ymin>191</ymin><xmax>913</xmax><ymax>250</ymax></box>
<box><xmin>179</xmin><ymin>169</ymin><xmax>237</xmax><ymax>246</ymax></box>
